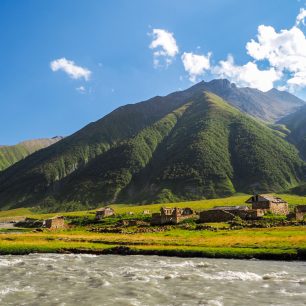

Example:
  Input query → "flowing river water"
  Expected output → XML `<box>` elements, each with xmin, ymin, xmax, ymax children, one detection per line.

<box><xmin>0</xmin><ymin>254</ymin><xmax>305</xmax><ymax>306</ymax></box>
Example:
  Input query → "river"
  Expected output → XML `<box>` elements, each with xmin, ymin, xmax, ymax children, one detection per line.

<box><xmin>0</xmin><ymin>254</ymin><xmax>305</xmax><ymax>305</ymax></box>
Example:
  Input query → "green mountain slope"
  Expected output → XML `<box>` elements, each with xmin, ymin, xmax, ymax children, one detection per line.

<box><xmin>279</xmin><ymin>105</ymin><xmax>306</xmax><ymax>160</ymax></box>
<box><xmin>0</xmin><ymin>89</ymin><xmax>198</xmax><ymax>209</ymax></box>
<box><xmin>120</xmin><ymin>92</ymin><xmax>304</xmax><ymax>203</ymax></box>
<box><xmin>0</xmin><ymin>137</ymin><xmax>63</xmax><ymax>171</ymax></box>
<box><xmin>0</xmin><ymin>87</ymin><xmax>304</xmax><ymax>210</ymax></box>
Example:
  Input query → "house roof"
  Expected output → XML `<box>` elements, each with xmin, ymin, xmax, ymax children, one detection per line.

<box><xmin>245</xmin><ymin>194</ymin><xmax>287</xmax><ymax>204</ymax></box>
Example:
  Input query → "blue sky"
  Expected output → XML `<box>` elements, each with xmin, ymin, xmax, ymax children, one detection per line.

<box><xmin>0</xmin><ymin>0</ymin><xmax>305</xmax><ymax>145</ymax></box>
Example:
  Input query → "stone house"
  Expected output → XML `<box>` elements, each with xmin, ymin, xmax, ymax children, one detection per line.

<box><xmin>295</xmin><ymin>205</ymin><xmax>306</xmax><ymax>221</ymax></box>
<box><xmin>142</xmin><ymin>210</ymin><xmax>151</xmax><ymax>215</ymax></box>
<box><xmin>245</xmin><ymin>194</ymin><xmax>289</xmax><ymax>215</ymax></box>
<box><xmin>95</xmin><ymin>207</ymin><xmax>115</xmax><ymax>220</ymax></box>
<box><xmin>199</xmin><ymin>206</ymin><xmax>264</xmax><ymax>223</ymax></box>
<box><xmin>43</xmin><ymin>216</ymin><xmax>66</xmax><ymax>229</ymax></box>
<box><xmin>151</xmin><ymin>207</ymin><xmax>195</xmax><ymax>225</ymax></box>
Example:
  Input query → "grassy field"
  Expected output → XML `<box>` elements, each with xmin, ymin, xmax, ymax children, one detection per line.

<box><xmin>0</xmin><ymin>194</ymin><xmax>305</xmax><ymax>260</ymax></box>
<box><xmin>1</xmin><ymin>193</ymin><xmax>306</xmax><ymax>221</ymax></box>
<box><xmin>0</xmin><ymin>227</ymin><xmax>305</xmax><ymax>260</ymax></box>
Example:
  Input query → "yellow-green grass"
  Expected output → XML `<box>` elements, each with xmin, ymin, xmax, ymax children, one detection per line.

<box><xmin>0</xmin><ymin>226</ymin><xmax>305</xmax><ymax>259</ymax></box>
<box><xmin>0</xmin><ymin>193</ymin><xmax>305</xmax><ymax>221</ymax></box>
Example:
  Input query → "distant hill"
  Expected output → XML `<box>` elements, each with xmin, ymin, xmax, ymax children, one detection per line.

<box><xmin>0</xmin><ymin>81</ymin><xmax>304</xmax><ymax>210</ymax></box>
<box><xmin>0</xmin><ymin>136</ymin><xmax>63</xmax><ymax>171</ymax></box>
<box><xmin>195</xmin><ymin>79</ymin><xmax>305</xmax><ymax>122</ymax></box>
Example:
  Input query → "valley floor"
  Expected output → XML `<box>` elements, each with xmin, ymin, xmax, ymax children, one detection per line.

<box><xmin>0</xmin><ymin>194</ymin><xmax>305</xmax><ymax>260</ymax></box>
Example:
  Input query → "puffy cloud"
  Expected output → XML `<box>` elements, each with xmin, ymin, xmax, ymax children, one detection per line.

<box><xmin>149</xmin><ymin>29</ymin><xmax>179</xmax><ymax>67</ymax></box>
<box><xmin>213</xmin><ymin>55</ymin><xmax>281</xmax><ymax>92</ymax></box>
<box><xmin>277</xmin><ymin>85</ymin><xmax>288</xmax><ymax>91</ymax></box>
<box><xmin>76</xmin><ymin>85</ymin><xmax>86</xmax><ymax>94</ymax></box>
<box><xmin>150</xmin><ymin>8</ymin><xmax>306</xmax><ymax>92</ymax></box>
<box><xmin>246</xmin><ymin>25</ymin><xmax>306</xmax><ymax>72</ymax></box>
<box><xmin>50</xmin><ymin>58</ymin><xmax>91</xmax><ymax>81</ymax></box>
<box><xmin>246</xmin><ymin>15</ymin><xmax>306</xmax><ymax>90</ymax></box>
<box><xmin>181</xmin><ymin>52</ymin><xmax>211</xmax><ymax>82</ymax></box>
<box><xmin>296</xmin><ymin>8</ymin><xmax>306</xmax><ymax>26</ymax></box>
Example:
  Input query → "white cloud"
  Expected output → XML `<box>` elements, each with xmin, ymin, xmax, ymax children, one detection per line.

<box><xmin>181</xmin><ymin>52</ymin><xmax>211</xmax><ymax>82</ymax></box>
<box><xmin>246</xmin><ymin>14</ymin><xmax>306</xmax><ymax>90</ymax></box>
<box><xmin>50</xmin><ymin>58</ymin><xmax>91</xmax><ymax>81</ymax></box>
<box><xmin>76</xmin><ymin>86</ymin><xmax>86</xmax><ymax>94</ymax></box>
<box><xmin>277</xmin><ymin>85</ymin><xmax>288</xmax><ymax>91</ymax></box>
<box><xmin>296</xmin><ymin>8</ymin><xmax>306</xmax><ymax>26</ymax></box>
<box><xmin>246</xmin><ymin>25</ymin><xmax>306</xmax><ymax>73</ymax></box>
<box><xmin>149</xmin><ymin>29</ymin><xmax>179</xmax><ymax>67</ymax></box>
<box><xmin>213</xmin><ymin>55</ymin><xmax>281</xmax><ymax>92</ymax></box>
<box><xmin>150</xmin><ymin>8</ymin><xmax>306</xmax><ymax>92</ymax></box>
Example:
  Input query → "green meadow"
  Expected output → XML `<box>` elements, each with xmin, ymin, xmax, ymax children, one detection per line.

<box><xmin>0</xmin><ymin>226</ymin><xmax>305</xmax><ymax>260</ymax></box>
<box><xmin>1</xmin><ymin>193</ymin><xmax>306</xmax><ymax>220</ymax></box>
<box><xmin>0</xmin><ymin>194</ymin><xmax>305</xmax><ymax>260</ymax></box>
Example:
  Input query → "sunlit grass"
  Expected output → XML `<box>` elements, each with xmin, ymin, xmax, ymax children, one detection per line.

<box><xmin>1</xmin><ymin>193</ymin><xmax>306</xmax><ymax>221</ymax></box>
<box><xmin>0</xmin><ymin>194</ymin><xmax>305</xmax><ymax>258</ymax></box>
<box><xmin>0</xmin><ymin>194</ymin><xmax>251</xmax><ymax>220</ymax></box>
<box><xmin>0</xmin><ymin>226</ymin><xmax>305</xmax><ymax>257</ymax></box>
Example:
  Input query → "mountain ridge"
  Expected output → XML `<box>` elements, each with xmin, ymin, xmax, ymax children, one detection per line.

<box><xmin>190</xmin><ymin>79</ymin><xmax>305</xmax><ymax>122</ymax></box>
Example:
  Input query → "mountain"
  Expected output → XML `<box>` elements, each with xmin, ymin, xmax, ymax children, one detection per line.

<box><xmin>278</xmin><ymin>105</ymin><xmax>306</xmax><ymax>160</ymax></box>
<box><xmin>196</xmin><ymin>80</ymin><xmax>305</xmax><ymax>122</ymax></box>
<box><xmin>0</xmin><ymin>81</ymin><xmax>304</xmax><ymax>211</ymax></box>
<box><xmin>0</xmin><ymin>136</ymin><xmax>63</xmax><ymax>171</ymax></box>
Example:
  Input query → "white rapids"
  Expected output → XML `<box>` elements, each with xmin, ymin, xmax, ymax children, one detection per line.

<box><xmin>0</xmin><ymin>254</ymin><xmax>305</xmax><ymax>306</ymax></box>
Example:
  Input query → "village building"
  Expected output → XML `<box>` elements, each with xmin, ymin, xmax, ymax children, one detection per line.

<box><xmin>43</xmin><ymin>216</ymin><xmax>66</xmax><ymax>229</ymax></box>
<box><xmin>142</xmin><ymin>210</ymin><xmax>151</xmax><ymax>215</ymax></box>
<box><xmin>245</xmin><ymin>194</ymin><xmax>289</xmax><ymax>215</ymax></box>
<box><xmin>151</xmin><ymin>207</ymin><xmax>195</xmax><ymax>225</ymax></box>
<box><xmin>95</xmin><ymin>207</ymin><xmax>115</xmax><ymax>220</ymax></box>
<box><xmin>199</xmin><ymin>206</ymin><xmax>264</xmax><ymax>223</ymax></box>
<box><xmin>295</xmin><ymin>205</ymin><xmax>306</xmax><ymax>221</ymax></box>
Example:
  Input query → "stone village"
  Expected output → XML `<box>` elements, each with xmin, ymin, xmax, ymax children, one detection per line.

<box><xmin>149</xmin><ymin>194</ymin><xmax>297</xmax><ymax>225</ymax></box>
<box><xmin>38</xmin><ymin>194</ymin><xmax>306</xmax><ymax>229</ymax></box>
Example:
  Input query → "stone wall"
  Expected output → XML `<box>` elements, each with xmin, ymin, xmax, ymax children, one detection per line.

<box><xmin>244</xmin><ymin>209</ymin><xmax>264</xmax><ymax>219</ymax></box>
<box><xmin>295</xmin><ymin>205</ymin><xmax>306</xmax><ymax>221</ymax></box>
<box><xmin>252</xmin><ymin>201</ymin><xmax>289</xmax><ymax>215</ymax></box>
<box><xmin>252</xmin><ymin>201</ymin><xmax>270</xmax><ymax>210</ymax></box>
<box><xmin>95</xmin><ymin>208</ymin><xmax>115</xmax><ymax>220</ymax></box>
<box><xmin>151</xmin><ymin>213</ymin><xmax>164</xmax><ymax>225</ymax></box>
<box><xmin>45</xmin><ymin>217</ymin><xmax>65</xmax><ymax>229</ymax></box>
<box><xmin>199</xmin><ymin>209</ymin><xmax>264</xmax><ymax>223</ymax></box>
<box><xmin>200</xmin><ymin>210</ymin><xmax>235</xmax><ymax>223</ymax></box>
<box><xmin>151</xmin><ymin>211</ymin><xmax>195</xmax><ymax>225</ymax></box>
<box><xmin>270</xmin><ymin>203</ymin><xmax>289</xmax><ymax>215</ymax></box>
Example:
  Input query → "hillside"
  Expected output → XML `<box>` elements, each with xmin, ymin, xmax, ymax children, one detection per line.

<box><xmin>0</xmin><ymin>84</ymin><xmax>304</xmax><ymax>210</ymax></box>
<box><xmin>278</xmin><ymin>105</ymin><xmax>306</xmax><ymax>160</ymax></box>
<box><xmin>0</xmin><ymin>136</ymin><xmax>63</xmax><ymax>171</ymax></box>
